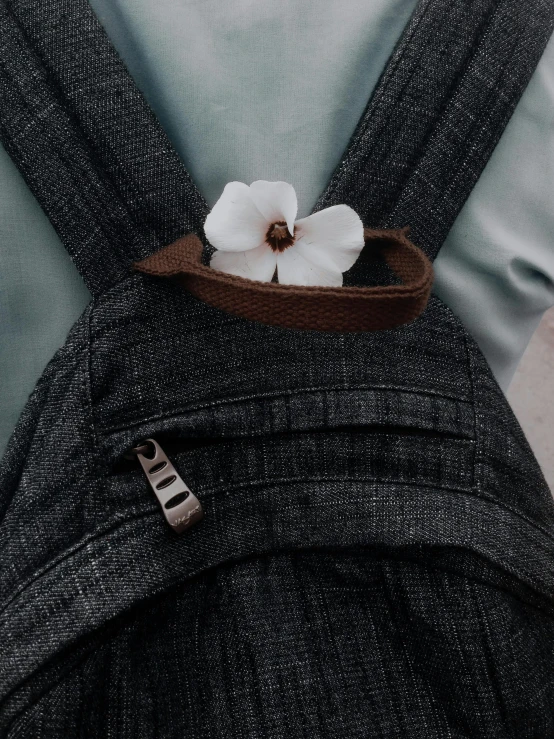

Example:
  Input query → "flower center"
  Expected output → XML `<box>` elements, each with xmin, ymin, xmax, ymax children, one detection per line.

<box><xmin>265</xmin><ymin>220</ymin><xmax>296</xmax><ymax>252</ymax></box>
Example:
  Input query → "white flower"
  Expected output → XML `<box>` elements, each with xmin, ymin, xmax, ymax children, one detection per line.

<box><xmin>204</xmin><ymin>180</ymin><xmax>365</xmax><ymax>286</ymax></box>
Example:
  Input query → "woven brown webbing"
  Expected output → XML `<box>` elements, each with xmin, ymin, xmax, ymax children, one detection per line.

<box><xmin>134</xmin><ymin>228</ymin><xmax>433</xmax><ymax>332</ymax></box>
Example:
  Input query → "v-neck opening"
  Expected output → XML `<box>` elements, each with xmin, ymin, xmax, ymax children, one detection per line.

<box><xmin>82</xmin><ymin>0</ymin><xmax>426</xmax><ymax>229</ymax></box>
<box><xmin>4</xmin><ymin>0</ymin><xmax>549</xmax><ymax>285</ymax></box>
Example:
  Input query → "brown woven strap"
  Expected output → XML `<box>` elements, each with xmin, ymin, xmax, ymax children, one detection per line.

<box><xmin>133</xmin><ymin>227</ymin><xmax>433</xmax><ymax>332</ymax></box>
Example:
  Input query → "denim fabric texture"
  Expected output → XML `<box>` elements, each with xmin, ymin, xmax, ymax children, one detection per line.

<box><xmin>1</xmin><ymin>0</ymin><xmax>554</xmax><ymax>736</ymax></box>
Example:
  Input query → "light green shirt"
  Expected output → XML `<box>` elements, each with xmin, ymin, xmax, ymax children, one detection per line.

<box><xmin>1</xmin><ymin>0</ymin><xmax>554</xmax><ymax>455</ymax></box>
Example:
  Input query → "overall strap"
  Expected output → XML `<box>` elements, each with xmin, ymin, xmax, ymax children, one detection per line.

<box><xmin>314</xmin><ymin>0</ymin><xmax>554</xmax><ymax>261</ymax></box>
<box><xmin>0</xmin><ymin>1</ymin><xmax>553</xmax><ymax>293</ymax></box>
<box><xmin>0</xmin><ymin>0</ymin><xmax>208</xmax><ymax>297</ymax></box>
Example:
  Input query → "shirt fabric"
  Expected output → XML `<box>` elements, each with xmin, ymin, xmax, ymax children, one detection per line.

<box><xmin>1</xmin><ymin>0</ymin><xmax>554</xmax><ymax>455</ymax></box>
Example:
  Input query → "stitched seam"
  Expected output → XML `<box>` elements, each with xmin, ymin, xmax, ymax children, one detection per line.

<box><xmin>438</xmin><ymin>0</ymin><xmax>554</xmax><ymax>216</ymax></box>
<box><xmin>2</xmin><ymin>480</ymin><xmax>553</xmax><ymax>621</ymax></box>
<box><xmin>384</xmin><ymin>1</ymin><xmax>503</xmax><ymax>228</ymax></box>
<box><xmin>314</xmin><ymin>0</ymin><xmax>433</xmax><ymax>209</ymax></box>
<box><xmin>84</xmin><ymin>298</ymin><xmax>98</xmax><ymax>451</ymax></box>
<box><xmin>97</xmin><ymin>384</ymin><xmax>474</xmax><ymax>435</ymax></box>
<box><xmin>0</xmin><ymin>1</ymin><xmax>156</xmax><ymax>294</ymax></box>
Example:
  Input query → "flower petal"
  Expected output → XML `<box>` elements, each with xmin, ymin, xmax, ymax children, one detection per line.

<box><xmin>249</xmin><ymin>181</ymin><xmax>298</xmax><ymax>237</ymax></box>
<box><xmin>276</xmin><ymin>246</ymin><xmax>343</xmax><ymax>287</ymax></box>
<box><xmin>294</xmin><ymin>204</ymin><xmax>364</xmax><ymax>273</ymax></box>
<box><xmin>204</xmin><ymin>181</ymin><xmax>269</xmax><ymax>252</ymax></box>
<box><xmin>210</xmin><ymin>243</ymin><xmax>277</xmax><ymax>282</ymax></box>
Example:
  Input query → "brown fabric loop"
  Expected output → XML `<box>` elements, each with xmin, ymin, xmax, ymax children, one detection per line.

<box><xmin>133</xmin><ymin>227</ymin><xmax>433</xmax><ymax>332</ymax></box>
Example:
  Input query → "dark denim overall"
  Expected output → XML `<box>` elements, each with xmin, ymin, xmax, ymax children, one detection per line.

<box><xmin>1</xmin><ymin>0</ymin><xmax>554</xmax><ymax>736</ymax></box>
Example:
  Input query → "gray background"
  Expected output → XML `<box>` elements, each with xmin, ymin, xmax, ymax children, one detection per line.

<box><xmin>508</xmin><ymin>307</ymin><xmax>554</xmax><ymax>492</ymax></box>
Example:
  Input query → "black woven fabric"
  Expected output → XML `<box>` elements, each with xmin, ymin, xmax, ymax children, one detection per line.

<box><xmin>0</xmin><ymin>0</ymin><xmax>209</xmax><ymax>296</ymax></box>
<box><xmin>1</xmin><ymin>0</ymin><xmax>554</xmax><ymax>736</ymax></box>
<box><xmin>315</xmin><ymin>0</ymin><xmax>554</xmax><ymax>261</ymax></box>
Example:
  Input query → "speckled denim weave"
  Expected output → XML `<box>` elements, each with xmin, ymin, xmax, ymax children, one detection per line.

<box><xmin>1</xmin><ymin>0</ymin><xmax>554</xmax><ymax>736</ymax></box>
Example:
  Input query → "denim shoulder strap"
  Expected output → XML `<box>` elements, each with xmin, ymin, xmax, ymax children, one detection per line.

<box><xmin>0</xmin><ymin>0</ymin><xmax>552</xmax><ymax>295</ymax></box>
<box><xmin>314</xmin><ymin>0</ymin><xmax>554</xmax><ymax>261</ymax></box>
<box><xmin>0</xmin><ymin>0</ymin><xmax>208</xmax><ymax>296</ymax></box>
